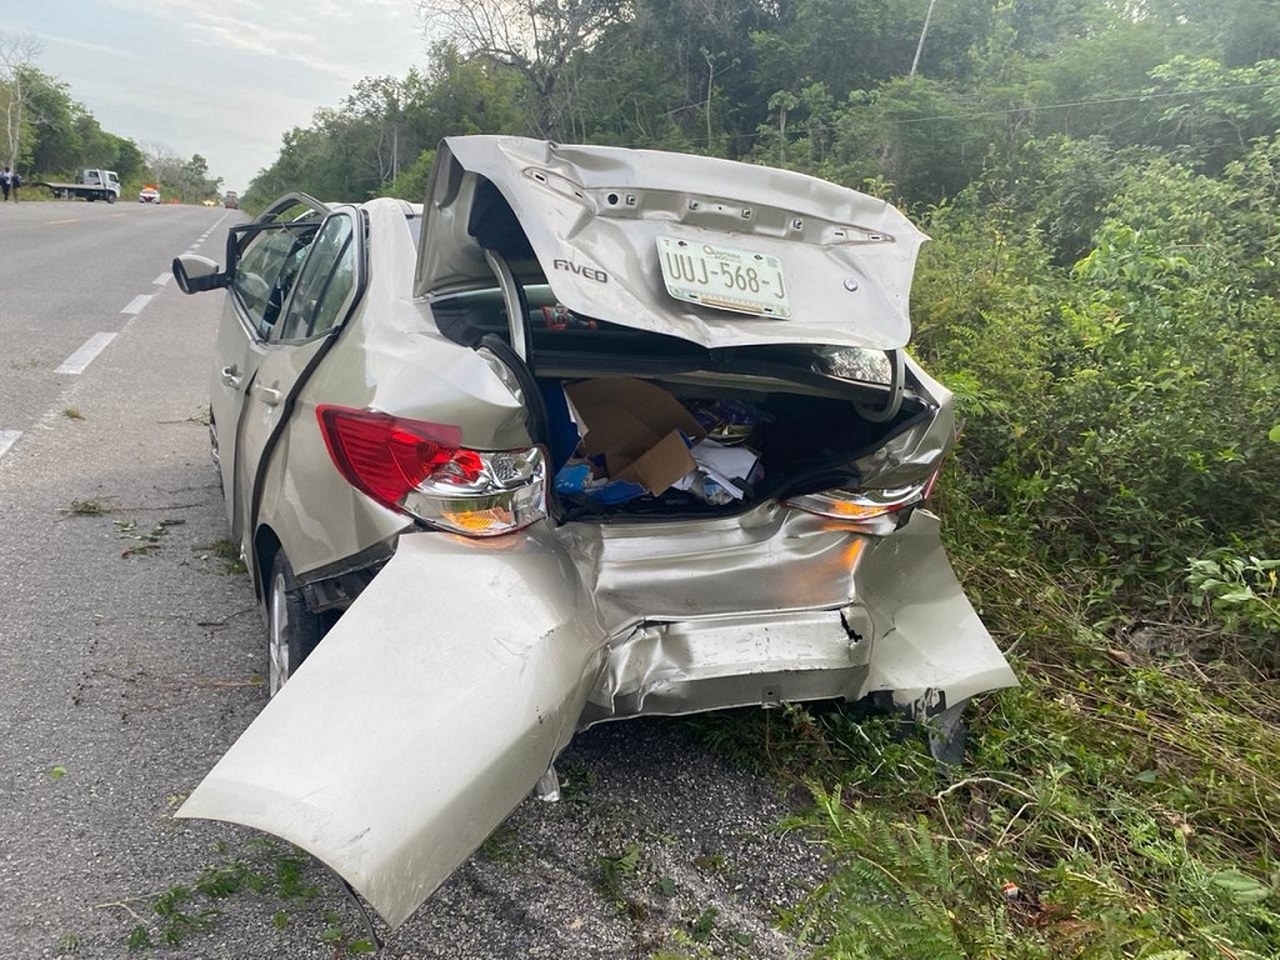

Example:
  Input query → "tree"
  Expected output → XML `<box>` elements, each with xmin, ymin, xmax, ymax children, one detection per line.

<box><xmin>416</xmin><ymin>0</ymin><xmax>625</xmax><ymax>134</ymax></box>
<box><xmin>111</xmin><ymin>136</ymin><xmax>145</xmax><ymax>183</ymax></box>
<box><xmin>347</xmin><ymin>75</ymin><xmax>416</xmax><ymax>185</ymax></box>
<box><xmin>144</xmin><ymin>146</ymin><xmax>222</xmax><ymax>201</ymax></box>
<box><xmin>0</xmin><ymin>32</ymin><xmax>43</xmax><ymax>170</ymax></box>
<box><xmin>23</xmin><ymin>68</ymin><xmax>79</xmax><ymax>174</ymax></box>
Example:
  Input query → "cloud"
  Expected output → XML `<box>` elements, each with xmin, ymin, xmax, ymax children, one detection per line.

<box><xmin>26</xmin><ymin>31</ymin><xmax>152</xmax><ymax>64</ymax></box>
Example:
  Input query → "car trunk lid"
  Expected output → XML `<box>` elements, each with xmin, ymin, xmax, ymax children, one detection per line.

<box><xmin>415</xmin><ymin>136</ymin><xmax>926</xmax><ymax>352</ymax></box>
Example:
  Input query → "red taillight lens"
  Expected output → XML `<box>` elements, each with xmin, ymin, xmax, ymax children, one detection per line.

<box><xmin>316</xmin><ymin>405</ymin><xmax>547</xmax><ymax>537</ymax></box>
<box><xmin>318</xmin><ymin>406</ymin><xmax>463</xmax><ymax>509</ymax></box>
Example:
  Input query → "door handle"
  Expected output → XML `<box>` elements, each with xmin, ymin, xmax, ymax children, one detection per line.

<box><xmin>253</xmin><ymin>384</ymin><xmax>281</xmax><ymax>406</ymax></box>
<box><xmin>220</xmin><ymin>365</ymin><xmax>242</xmax><ymax>388</ymax></box>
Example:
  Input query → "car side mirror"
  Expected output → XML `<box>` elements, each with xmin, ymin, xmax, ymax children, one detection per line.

<box><xmin>172</xmin><ymin>254</ymin><xmax>228</xmax><ymax>294</ymax></box>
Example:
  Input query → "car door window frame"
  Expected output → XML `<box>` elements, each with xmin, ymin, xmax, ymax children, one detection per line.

<box><xmin>272</xmin><ymin>208</ymin><xmax>365</xmax><ymax>345</ymax></box>
<box><xmin>224</xmin><ymin>221</ymin><xmax>319</xmax><ymax>340</ymax></box>
<box><xmin>221</xmin><ymin>194</ymin><xmax>331</xmax><ymax>343</ymax></box>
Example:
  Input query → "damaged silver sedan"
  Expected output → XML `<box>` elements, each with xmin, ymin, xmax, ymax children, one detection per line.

<box><xmin>170</xmin><ymin>136</ymin><xmax>1016</xmax><ymax>929</ymax></box>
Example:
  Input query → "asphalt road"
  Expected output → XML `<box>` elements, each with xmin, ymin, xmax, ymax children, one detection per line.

<box><xmin>0</xmin><ymin>202</ymin><xmax>825</xmax><ymax>959</ymax></box>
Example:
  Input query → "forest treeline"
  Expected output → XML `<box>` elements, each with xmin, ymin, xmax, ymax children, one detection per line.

<box><xmin>247</xmin><ymin>0</ymin><xmax>1279</xmax><ymax>212</ymax></box>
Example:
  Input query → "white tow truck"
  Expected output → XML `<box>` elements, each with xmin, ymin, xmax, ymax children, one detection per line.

<box><xmin>38</xmin><ymin>168</ymin><xmax>123</xmax><ymax>203</ymax></box>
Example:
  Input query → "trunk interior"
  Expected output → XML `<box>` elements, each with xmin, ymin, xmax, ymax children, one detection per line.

<box><xmin>430</xmin><ymin>286</ymin><xmax>931</xmax><ymax>521</ymax></box>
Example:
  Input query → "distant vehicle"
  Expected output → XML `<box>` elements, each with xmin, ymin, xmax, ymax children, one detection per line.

<box><xmin>139</xmin><ymin>185</ymin><xmax>161</xmax><ymax>203</ymax></box>
<box><xmin>224</xmin><ymin>191</ymin><xmax>239</xmax><ymax>209</ymax></box>
<box><xmin>38</xmin><ymin>168</ymin><xmax>122</xmax><ymax>203</ymax></box>
<box><xmin>202</xmin><ymin>199</ymin><xmax>217</xmax><ymax>207</ymax></box>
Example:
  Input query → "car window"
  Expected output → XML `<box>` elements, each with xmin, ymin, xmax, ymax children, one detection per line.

<box><xmin>276</xmin><ymin>213</ymin><xmax>357</xmax><ymax>341</ymax></box>
<box><xmin>232</xmin><ymin>225</ymin><xmax>317</xmax><ymax>339</ymax></box>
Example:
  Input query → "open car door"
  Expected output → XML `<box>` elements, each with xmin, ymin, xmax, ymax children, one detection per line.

<box><xmin>176</xmin><ymin>529</ymin><xmax>606</xmax><ymax>928</ymax></box>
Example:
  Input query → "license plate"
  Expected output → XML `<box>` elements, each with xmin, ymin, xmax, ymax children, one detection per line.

<box><xmin>656</xmin><ymin>236</ymin><xmax>791</xmax><ymax>319</ymax></box>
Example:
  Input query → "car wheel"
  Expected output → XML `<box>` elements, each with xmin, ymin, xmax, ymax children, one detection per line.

<box><xmin>266</xmin><ymin>551</ymin><xmax>323</xmax><ymax>697</ymax></box>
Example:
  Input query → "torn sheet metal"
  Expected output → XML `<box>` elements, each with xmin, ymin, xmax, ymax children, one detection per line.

<box><xmin>177</xmin><ymin>530</ymin><xmax>605</xmax><ymax>929</ymax></box>
<box><xmin>858</xmin><ymin>511</ymin><xmax>1018</xmax><ymax>710</ymax></box>
<box><xmin>180</xmin><ymin>506</ymin><xmax>1013</xmax><ymax>930</ymax></box>
<box><xmin>581</xmin><ymin>608</ymin><xmax>873</xmax><ymax>723</ymax></box>
<box><xmin>574</xmin><ymin>508</ymin><xmax>1015</xmax><ymax>725</ymax></box>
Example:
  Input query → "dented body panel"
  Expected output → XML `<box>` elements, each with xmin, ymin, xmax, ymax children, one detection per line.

<box><xmin>417</xmin><ymin>137</ymin><xmax>927</xmax><ymax>351</ymax></box>
<box><xmin>178</xmin><ymin>509</ymin><xmax>1013</xmax><ymax>926</ymax></box>
<box><xmin>179</xmin><ymin>531</ymin><xmax>607</xmax><ymax>929</ymax></box>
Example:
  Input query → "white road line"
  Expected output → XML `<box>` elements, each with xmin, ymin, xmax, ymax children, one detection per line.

<box><xmin>153</xmin><ymin>272</ymin><xmax>172</xmax><ymax>286</ymax></box>
<box><xmin>181</xmin><ymin>214</ymin><xmax>229</xmax><ymax>259</ymax></box>
<box><xmin>121</xmin><ymin>294</ymin><xmax>153</xmax><ymax>315</ymax></box>
<box><xmin>56</xmin><ymin>333</ymin><xmax>117</xmax><ymax>375</ymax></box>
<box><xmin>0</xmin><ymin>430</ymin><xmax>21</xmax><ymax>461</ymax></box>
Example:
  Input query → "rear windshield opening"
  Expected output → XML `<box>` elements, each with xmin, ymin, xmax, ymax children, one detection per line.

<box><xmin>429</xmin><ymin>285</ymin><xmax>898</xmax><ymax>391</ymax></box>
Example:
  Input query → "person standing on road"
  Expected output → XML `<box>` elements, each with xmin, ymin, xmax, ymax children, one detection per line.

<box><xmin>8</xmin><ymin>170</ymin><xmax>20</xmax><ymax>202</ymax></box>
<box><xmin>1</xmin><ymin>167</ymin><xmax>10</xmax><ymax>202</ymax></box>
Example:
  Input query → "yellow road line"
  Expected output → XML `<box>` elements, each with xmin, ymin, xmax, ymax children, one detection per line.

<box><xmin>47</xmin><ymin>218</ymin><xmax>79</xmax><ymax>225</ymax></box>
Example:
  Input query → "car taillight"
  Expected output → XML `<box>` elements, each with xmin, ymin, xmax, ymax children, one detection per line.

<box><xmin>317</xmin><ymin>405</ymin><xmax>546</xmax><ymax>537</ymax></box>
<box><xmin>786</xmin><ymin>470</ymin><xmax>940</xmax><ymax>531</ymax></box>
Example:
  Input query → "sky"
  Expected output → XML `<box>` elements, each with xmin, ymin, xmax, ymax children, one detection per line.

<box><xmin>8</xmin><ymin>0</ymin><xmax>429</xmax><ymax>192</ymax></box>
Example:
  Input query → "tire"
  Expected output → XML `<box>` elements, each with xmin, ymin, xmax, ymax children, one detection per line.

<box><xmin>106</xmin><ymin>192</ymin><xmax>116</xmax><ymax>204</ymax></box>
<box><xmin>265</xmin><ymin>551</ymin><xmax>324</xmax><ymax>697</ymax></box>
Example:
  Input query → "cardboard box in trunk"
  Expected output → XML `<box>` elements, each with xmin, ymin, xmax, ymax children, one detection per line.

<box><xmin>564</xmin><ymin>378</ymin><xmax>705</xmax><ymax>495</ymax></box>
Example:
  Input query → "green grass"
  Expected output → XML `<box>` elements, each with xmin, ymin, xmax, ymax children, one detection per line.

<box><xmin>478</xmin><ymin>822</ymin><xmax>526</xmax><ymax>863</ymax></box>
<box><xmin>65</xmin><ymin>498</ymin><xmax>108</xmax><ymax>516</ymax></box>
<box><xmin>113</xmin><ymin>840</ymin><xmax>338</xmax><ymax>953</ymax></box>
<box><xmin>195</xmin><ymin>538</ymin><xmax>247</xmax><ymax>575</ymax></box>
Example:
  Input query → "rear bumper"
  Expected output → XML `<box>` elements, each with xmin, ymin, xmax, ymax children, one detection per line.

<box><xmin>571</xmin><ymin>507</ymin><xmax>1017</xmax><ymax>726</ymax></box>
<box><xmin>583</xmin><ymin>607</ymin><xmax>873</xmax><ymax>724</ymax></box>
